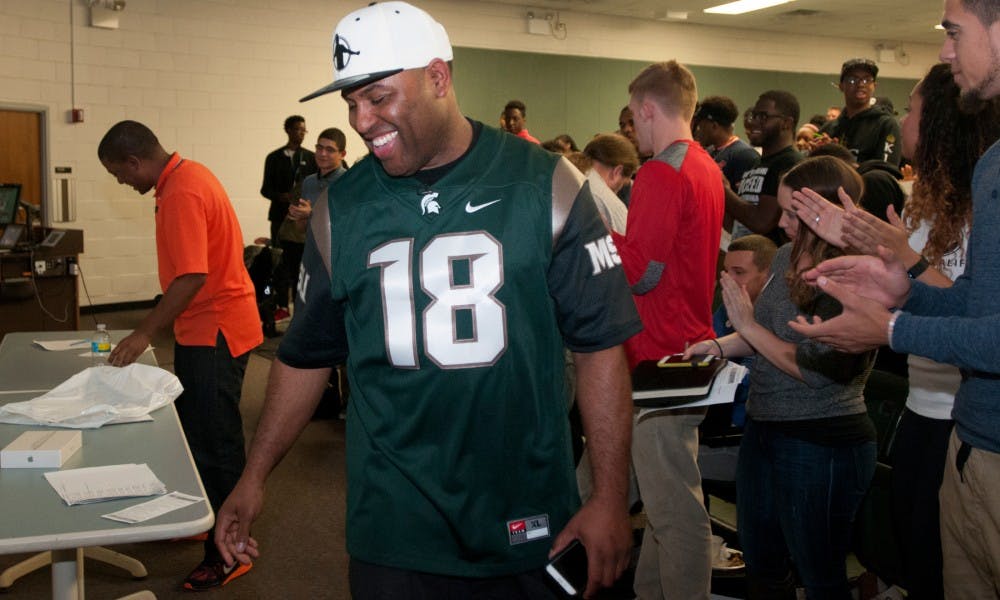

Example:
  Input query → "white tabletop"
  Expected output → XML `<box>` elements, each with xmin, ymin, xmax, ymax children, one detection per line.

<box><xmin>0</xmin><ymin>330</ymin><xmax>213</xmax><ymax>554</ymax></box>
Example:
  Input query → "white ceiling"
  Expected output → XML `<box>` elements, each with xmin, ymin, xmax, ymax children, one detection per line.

<box><xmin>486</xmin><ymin>0</ymin><xmax>945</xmax><ymax>45</ymax></box>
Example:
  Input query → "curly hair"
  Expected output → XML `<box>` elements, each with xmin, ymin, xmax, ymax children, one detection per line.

<box><xmin>904</xmin><ymin>63</ymin><xmax>1000</xmax><ymax>267</ymax></box>
<box><xmin>780</xmin><ymin>156</ymin><xmax>864</xmax><ymax>310</ymax></box>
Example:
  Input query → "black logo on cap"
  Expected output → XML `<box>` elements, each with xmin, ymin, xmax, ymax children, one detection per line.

<box><xmin>333</xmin><ymin>34</ymin><xmax>360</xmax><ymax>71</ymax></box>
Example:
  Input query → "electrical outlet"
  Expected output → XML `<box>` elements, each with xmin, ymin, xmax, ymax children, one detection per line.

<box><xmin>34</xmin><ymin>260</ymin><xmax>46</xmax><ymax>275</ymax></box>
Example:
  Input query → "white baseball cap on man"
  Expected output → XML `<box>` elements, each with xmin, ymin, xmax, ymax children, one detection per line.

<box><xmin>300</xmin><ymin>1</ymin><xmax>453</xmax><ymax>102</ymax></box>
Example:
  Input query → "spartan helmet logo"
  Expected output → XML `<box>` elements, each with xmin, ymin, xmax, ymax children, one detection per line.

<box><xmin>420</xmin><ymin>192</ymin><xmax>441</xmax><ymax>216</ymax></box>
<box><xmin>333</xmin><ymin>34</ymin><xmax>360</xmax><ymax>71</ymax></box>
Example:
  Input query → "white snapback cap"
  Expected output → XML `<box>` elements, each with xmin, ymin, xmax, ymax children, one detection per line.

<box><xmin>300</xmin><ymin>1</ymin><xmax>453</xmax><ymax>102</ymax></box>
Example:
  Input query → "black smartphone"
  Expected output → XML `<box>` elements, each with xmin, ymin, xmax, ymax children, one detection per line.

<box><xmin>545</xmin><ymin>540</ymin><xmax>588</xmax><ymax>596</ymax></box>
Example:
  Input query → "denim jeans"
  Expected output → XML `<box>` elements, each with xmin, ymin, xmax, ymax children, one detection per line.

<box><xmin>737</xmin><ymin>418</ymin><xmax>876</xmax><ymax>600</ymax></box>
<box><xmin>174</xmin><ymin>332</ymin><xmax>250</xmax><ymax>560</ymax></box>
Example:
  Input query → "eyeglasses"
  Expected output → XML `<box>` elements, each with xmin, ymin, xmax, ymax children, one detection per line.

<box><xmin>749</xmin><ymin>111</ymin><xmax>785</xmax><ymax>122</ymax></box>
<box><xmin>315</xmin><ymin>144</ymin><xmax>341</xmax><ymax>154</ymax></box>
<box><xmin>844</xmin><ymin>76</ymin><xmax>874</xmax><ymax>87</ymax></box>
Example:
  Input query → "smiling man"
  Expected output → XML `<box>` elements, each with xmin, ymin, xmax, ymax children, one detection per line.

<box><xmin>819</xmin><ymin>58</ymin><xmax>902</xmax><ymax>166</ymax></box>
<box><xmin>214</xmin><ymin>2</ymin><xmax>641</xmax><ymax>599</ymax></box>
<box><xmin>726</xmin><ymin>90</ymin><xmax>803</xmax><ymax>242</ymax></box>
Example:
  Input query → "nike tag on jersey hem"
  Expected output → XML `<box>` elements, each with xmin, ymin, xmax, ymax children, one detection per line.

<box><xmin>507</xmin><ymin>514</ymin><xmax>550</xmax><ymax>545</ymax></box>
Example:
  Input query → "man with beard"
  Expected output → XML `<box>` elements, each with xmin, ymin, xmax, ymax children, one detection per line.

<box><xmin>725</xmin><ymin>90</ymin><xmax>803</xmax><ymax>243</ymax></box>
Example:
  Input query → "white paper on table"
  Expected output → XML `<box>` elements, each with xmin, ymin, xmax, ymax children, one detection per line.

<box><xmin>636</xmin><ymin>362</ymin><xmax>748</xmax><ymax>420</ymax></box>
<box><xmin>33</xmin><ymin>339</ymin><xmax>91</xmax><ymax>351</ymax></box>
<box><xmin>102</xmin><ymin>491</ymin><xmax>205</xmax><ymax>524</ymax></box>
<box><xmin>44</xmin><ymin>463</ymin><xmax>167</xmax><ymax>506</ymax></box>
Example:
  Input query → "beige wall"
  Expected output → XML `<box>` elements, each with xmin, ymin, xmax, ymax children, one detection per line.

<box><xmin>0</xmin><ymin>0</ymin><xmax>941</xmax><ymax>306</ymax></box>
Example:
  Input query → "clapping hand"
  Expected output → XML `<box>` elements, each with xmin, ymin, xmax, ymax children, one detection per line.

<box><xmin>842</xmin><ymin>204</ymin><xmax>914</xmax><ymax>263</ymax></box>
<box><xmin>800</xmin><ymin>245</ymin><xmax>911</xmax><ymax>309</ymax></box>
<box><xmin>719</xmin><ymin>271</ymin><xmax>755</xmax><ymax>333</ymax></box>
<box><xmin>790</xmin><ymin>186</ymin><xmax>852</xmax><ymax>249</ymax></box>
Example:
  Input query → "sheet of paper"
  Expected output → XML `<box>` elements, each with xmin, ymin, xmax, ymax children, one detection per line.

<box><xmin>637</xmin><ymin>362</ymin><xmax>748</xmax><ymax>420</ymax></box>
<box><xmin>33</xmin><ymin>339</ymin><xmax>91</xmax><ymax>351</ymax></box>
<box><xmin>44</xmin><ymin>463</ymin><xmax>167</xmax><ymax>506</ymax></box>
<box><xmin>102</xmin><ymin>491</ymin><xmax>204</xmax><ymax>524</ymax></box>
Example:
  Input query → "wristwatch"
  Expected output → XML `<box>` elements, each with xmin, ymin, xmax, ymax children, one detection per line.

<box><xmin>907</xmin><ymin>255</ymin><xmax>930</xmax><ymax>280</ymax></box>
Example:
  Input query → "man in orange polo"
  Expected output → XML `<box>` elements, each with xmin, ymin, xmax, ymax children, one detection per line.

<box><xmin>98</xmin><ymin>120</ymin><xmax>262</xmax><ymax>591</ymax></box>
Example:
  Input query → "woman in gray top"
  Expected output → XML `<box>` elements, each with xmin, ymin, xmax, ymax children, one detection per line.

<box><xmin>688</xmin><ymin>156</ymin><xmax>876</xmax><ymax>599</ymax></box>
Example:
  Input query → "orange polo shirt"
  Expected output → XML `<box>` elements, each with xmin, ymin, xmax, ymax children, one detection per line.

<box><xmin>154</xmin><ymin>153</ymin><xmax>262</xmax><ymax>357</ymax></box>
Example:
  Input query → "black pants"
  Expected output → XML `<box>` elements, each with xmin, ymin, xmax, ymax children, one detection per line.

<box><xmin>174</xmin><ymin>332</ymin><xmax>250</xmax><ymax>560</ymax></box>
<box><xmin>890</xmin><ymin>408</ymin><xmax>953</xmax><ymax>599</ymax></box>
<box><xmin>349</xmin><ymin>559</ymin><xmax>566</xmax><ymax>600</ymax></box>
<box><xmin>274</xmin><ymin>240</ymin><xmax>304</xmax><ymax>309</ymax></box>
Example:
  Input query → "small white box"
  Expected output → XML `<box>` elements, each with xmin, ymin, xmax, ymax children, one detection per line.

<box><xmin>1</xmin><ymin>431</ymin><xmax>82</xmax><ymax>469</ymax></box>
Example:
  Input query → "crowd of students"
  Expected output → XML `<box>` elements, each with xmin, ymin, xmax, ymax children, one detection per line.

<box><xmin>515</xmin><ymin>44</ymin><xmax>1000</xmax><ymax>600</ymax></box>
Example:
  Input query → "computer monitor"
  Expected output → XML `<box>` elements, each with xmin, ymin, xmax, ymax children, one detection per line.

<box><xmin>0</xmin><ymin>223</ymin><xmax>24</xmax><ymax>250</ymax></box>
<box><xmin>0</xmin><ymin>184</ymin><xmax>21</xmax><ymax>226</ymax></box>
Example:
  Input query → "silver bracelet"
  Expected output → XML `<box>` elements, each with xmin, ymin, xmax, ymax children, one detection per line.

<box><xmin>887</xmin><ymin>310</ymin><xmax>903</xmax><ymax>350</ymax></box>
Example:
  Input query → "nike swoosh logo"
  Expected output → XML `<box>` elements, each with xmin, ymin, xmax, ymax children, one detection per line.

<box><xmin>465</xmin><ymin>199</ymin><xmax>502</xmax><ymax>213</ymax></box>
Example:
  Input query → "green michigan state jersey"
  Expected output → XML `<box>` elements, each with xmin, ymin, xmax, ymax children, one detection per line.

<box><xmin>315</xmin><ymin>125</ymin><xmax>640</xmax><ymax>577</ymax></box>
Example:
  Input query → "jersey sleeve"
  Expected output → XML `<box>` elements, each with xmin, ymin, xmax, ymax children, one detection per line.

<box><xmin>276</xmin><ymin>194</ymin><xmax>349</xmax><ymax>368</ymax></box>
<box><xmin>548</xmin><ymin>178</ymin><xmax>642</xmax><ymax>353</ymax></box>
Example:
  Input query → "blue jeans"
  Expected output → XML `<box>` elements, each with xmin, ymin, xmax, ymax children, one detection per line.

<box><xmin>737</xmin><ymin>418</ymin><xmax>876</xmax><ymax>600</ymax></box>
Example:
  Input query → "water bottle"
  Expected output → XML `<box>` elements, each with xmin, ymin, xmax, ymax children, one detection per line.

<box><xmin>91</xmin><ymin>323</ymin><xmax>111</xmax><ymax>366</ymax></box>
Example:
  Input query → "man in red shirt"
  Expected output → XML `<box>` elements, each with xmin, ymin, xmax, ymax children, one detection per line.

<box><xmin>98</xmin><ymin>120</ymin><xmax>262</xmax><ymax>591</ymax></box>
<box><xmin>611</xmin><ymin>60</ymin><xmax>724</xmax><ymax>600</ymax></box>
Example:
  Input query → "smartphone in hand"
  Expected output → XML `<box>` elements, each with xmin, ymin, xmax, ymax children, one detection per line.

<box><xmin>545</xmin><ymin>540</ymin><xmax>588</xmax><ymax>596</ymax></box>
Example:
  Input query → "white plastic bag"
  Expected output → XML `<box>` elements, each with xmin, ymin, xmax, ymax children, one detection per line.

<box><xmin>0</xmin><ymin>364</ymin><xmax>183</xmax><ymax>428</ymax></box>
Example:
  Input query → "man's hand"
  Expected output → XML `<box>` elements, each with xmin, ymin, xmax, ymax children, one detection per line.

<box><xmin>802</xmin><ymin>247</ymin><xmax>911</xmax><ymax>309</ymax></box>
<box><xmin>108</xmin><ymin>330</ymin><xmax>151</xmax><ymax>366</ymax></box>
<box><xmin>549</xmin><ymin>497</ymin><xmax>631</xmax><ymax>598</ymax></box>
<box><xmin>787</xmin><ymin>275</ymin><xmax>894</xmax><ymax>353</ymax></box>
<box><xmin>214</xmin><ymin>477</ymin><xmax>265</xmax><ymax>566</ymax></box>
<box><xmin>288</xmin><ymin>199</ymin><xmax>312</xmax><ymax>221</ymax></box>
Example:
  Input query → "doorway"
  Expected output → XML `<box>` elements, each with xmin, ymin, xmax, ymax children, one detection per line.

<box><xmin>0</xmin><ymin>108</ymin><xmax>44</xmax><ymax>219</ymax></box>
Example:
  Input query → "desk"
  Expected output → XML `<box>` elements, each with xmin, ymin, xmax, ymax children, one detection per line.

<box><xmin>0</xmin><ymin>228</ymin><xmax>83</xmax><ymax>335</ymax></box>
<box><xmin>0</xmin><ymin>331</ymin><xmax>213</xmax><ymax>599</ymax></box>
